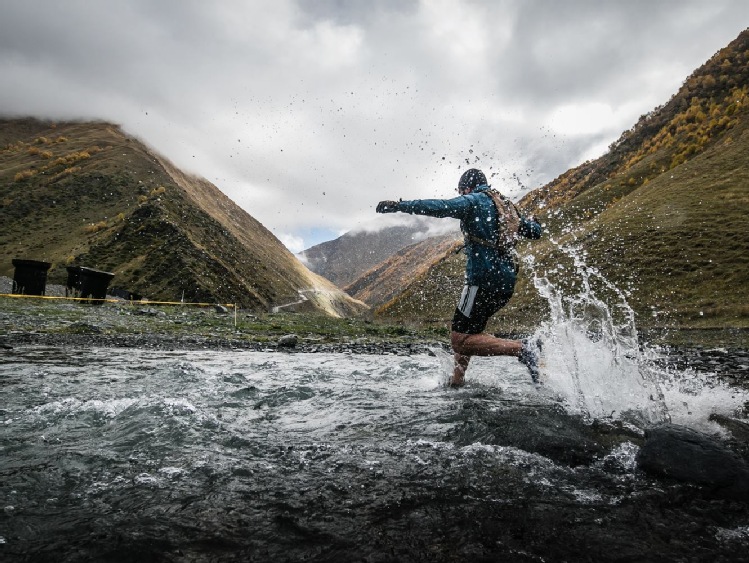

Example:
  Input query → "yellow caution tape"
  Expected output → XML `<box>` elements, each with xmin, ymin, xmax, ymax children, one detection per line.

<box><xmin>0</xmin><ymin>293</ymin><xmax>236</xmax><ymax>308</ymax></box>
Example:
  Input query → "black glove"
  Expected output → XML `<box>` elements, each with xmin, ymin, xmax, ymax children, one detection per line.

<box><xmin>376</xmin><ymin>200</ymin><xmax>400</xmax><ymax>213</ymax></box>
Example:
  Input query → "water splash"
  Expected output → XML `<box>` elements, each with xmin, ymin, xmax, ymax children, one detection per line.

<box><xmin>529</xmin><ymin>243</ymin><xmax>669</xmax><ymax>425</ymax></box>
<box><xmin>527</xmin><ymin>242</ymin><xmax>748</xmax><ymax>430</ymax></box>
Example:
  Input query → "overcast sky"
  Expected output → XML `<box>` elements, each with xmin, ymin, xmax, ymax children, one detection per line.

<box><xmin>2</xmin><ymin>1</ymin><xmax>748</xmax><ymax>252</ymax></box>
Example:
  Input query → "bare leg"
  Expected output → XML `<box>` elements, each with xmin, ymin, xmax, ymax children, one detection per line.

<box><xmin>447</xmin><ymin>331</ymin><xmax>522</xmax><ymax>386</ymax></box>
<box><xmin>451</xmin><ymin>331</ymin><xmax>522</xmax><ymax>357</ymax></box>
<box><xmin>450</xmin><ymin>353</ymin><xmax>470</xmax><ymax>387</ymax></box>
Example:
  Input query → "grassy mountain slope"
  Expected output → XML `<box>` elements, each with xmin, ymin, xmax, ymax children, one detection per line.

<box><xmin>0</xmin><ymin>118</ymin><xmax>367</xmax><ymax>316</ymax></box>
<box><xmin>374</xmin><ymin>28</ymin><xmax>749</xmax><ymax>340</ymax></box>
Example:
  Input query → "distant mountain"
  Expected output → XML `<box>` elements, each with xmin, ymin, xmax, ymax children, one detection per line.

<box><xmin>344</xmin><ymin>233</ymin><xmax>461</xmax><ymax>307</ymax></box>
<box><xmin>0</xmin><ymin>118</ymin><xmax>367</xmax><ymax>316</ymax></box>
<box><xmin>299</xmin><ymin>217</ymin><xmax>458</xmax><ymax>288</ymax></box>
<box><xmin>372</xmin><ymin>28</ymin><xmax>749</xmax><ymax>337</ymax></box>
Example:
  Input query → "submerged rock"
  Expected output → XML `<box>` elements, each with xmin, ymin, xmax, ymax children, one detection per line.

<box><xmin>636</xmin><ymin>424</ymin><xmax>749</xmax><ymax>498</ymax></box>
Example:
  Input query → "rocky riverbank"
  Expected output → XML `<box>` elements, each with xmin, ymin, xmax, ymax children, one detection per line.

<box><xmin>0</xmin><ymin>330</ymin><xmax>443</xmax><ymax>356</ymax></box>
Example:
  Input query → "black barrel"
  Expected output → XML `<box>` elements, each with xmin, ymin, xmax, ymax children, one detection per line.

<box><xmin>65</xmin><ymin>266</ymin><xmax>81</xmax><ymax>296</ymax></box>
<box><xmin>12</xmin><ymin>259</ymin><xmax>51</xmax><ymax>296</ymax></box>
<box><xmin>66</xmin><ymin>266</ymin><xmax>115</xmax><ymax>304</ymax></box>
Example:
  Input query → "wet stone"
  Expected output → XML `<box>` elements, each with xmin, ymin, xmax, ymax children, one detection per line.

<box><xmin>278</xmin><ymin>334</ymin><xmax>299</xmax><ymax>348</ymax></box>
<box><xmin>69</xmin><ymin>322</ymin><xmax>103</xmax><ymax>333</ymax></box>
<box><xmin>446</xmin><ymin>401</ymin><xmax>640</xmax><ymax>466</ymax></box>
<box><xmin>636</xmin><ymin>424</ymin><xmax>749</xmax><ymax>499</ymax></box>
<box><xmin>135</xmin><ymin>307</ymin><xmax>165</xmax><ymax>317</ymax></box>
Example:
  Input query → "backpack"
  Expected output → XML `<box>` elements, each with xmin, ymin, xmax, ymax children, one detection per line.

<box><xmin>465</xmin><ymin>189</ymin><xmax>522</xmax><ymax>254</ymax></box>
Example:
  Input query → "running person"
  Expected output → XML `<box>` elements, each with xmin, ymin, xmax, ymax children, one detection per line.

<box><xmin>376</xmin><ymin>168</ymin><xmax>543</xmax><ymax>386</ymax></box>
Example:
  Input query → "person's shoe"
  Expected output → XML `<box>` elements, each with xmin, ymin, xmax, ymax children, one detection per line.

<box><xmin>518</xmin><ymin>337</ymin><xmax>542</xmax><ymax>383</ymax></box>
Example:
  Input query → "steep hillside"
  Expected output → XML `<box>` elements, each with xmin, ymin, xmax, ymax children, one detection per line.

<box><xmin>300</xmin><ymin>217</ymin><xmax>457</xmax><ymax>288</ymax></box>
<box><xmin>521</xmin><ymin>29</ymin><xmax>749</xmax><ymax>217</ymax></box>
<box><xmin>0</xmin><ymin>118</ymin><xmax>367</xmax><ymax>316</ymax></box>
<box><xmin>344</xmin><ymin>233</ymin><xmax>461</xmax><ymax>307</ymax></box>
<box><xmin>376</xmin><ymin>28</ymin><xmax>749</xmax><ymax>339</ymax></box>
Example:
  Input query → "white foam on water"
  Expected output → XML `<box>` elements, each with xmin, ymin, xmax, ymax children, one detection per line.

<box><xmin>134</xmin><ymin>472</ymin><xmax>163</xmax><ymax>487</ymax></box>
<box><xmin>599</xmin><ymin>441</ymin><xmax>640</xmax><ymax>472</ymax></box>
<box><xmin>159</xmin><ymin>466</ymin><xmax>185</xmax><ymax>479</ymax></box>
<box><xmin>657</xmin><ymin>366</ymin><xmax>749</xmax><ymax>433</ymax></box>
<box><xmin>715</xmin><ymin>526</ymin><xmax>749</xmax><ymax>543</ymax></box>
<box><xmin>32</xmin><ymin>397</ymin><xmax>140</xmax><ymax>420</ymax></box>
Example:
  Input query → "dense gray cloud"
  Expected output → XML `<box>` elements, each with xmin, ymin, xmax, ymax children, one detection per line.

<box><xmin>1</xmin><ymin>0</ymin><xmax>747</xmax><ymax>251</ymax></box>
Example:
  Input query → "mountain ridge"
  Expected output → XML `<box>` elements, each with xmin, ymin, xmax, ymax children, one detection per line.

<box><xmin>344</xmin><ymin>233</ymin><xmax>461</xmax><ymax>307</ymax></box>
<box><xmin>300</xmin><ymin>217</ymin><xmax>458</xmax><ymax>288</ymax></box>
<box><xmin>0</xmin><ymin>118</ymin><xmax>367</xmax><ymax>316</ymax></box>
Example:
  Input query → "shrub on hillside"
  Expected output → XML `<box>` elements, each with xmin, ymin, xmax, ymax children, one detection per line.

<box><xmin>51</xmin><ymin>148</ymin><xmax>100</xmax><ymax>168</ymax></box>
<box><xmin>83</xmin><ymin>221</ymin><xmax>108</xmax><ymax>234</ymax></box>
<box><xmin>14</xmin><ymin>169</ymin><xmax>37</xmax><ymax>182</ymax></box>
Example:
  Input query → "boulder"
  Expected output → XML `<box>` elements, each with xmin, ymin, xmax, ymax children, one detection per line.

<box><xmin>636</xmin><ymin>424</ymin><xmax>749</xmax><ymax>498</ymax></box>
<box><xmin>278</xmin><ymin>334</ymin><xmax>298</xmax><ymax>348</ymax></box>
<box><xmin>447</xmin><ymin>402</ymin><xmax>641</xmax><ymax>466</ymax></box>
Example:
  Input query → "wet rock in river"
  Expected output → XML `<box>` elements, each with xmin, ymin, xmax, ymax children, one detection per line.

<box><xmin>637</xmin><ymin>424</ymin><xmax>749</xmax><ymax>498</ymax></box>
<box><xmin>278</xmin><ymin>334</ymin><xmax>298</xmax><ymax>348</ymax></box>
<box><xmin>447</xmin><ymin>401</ymin><xmax>641</xmax><ymax>466</ymax></box>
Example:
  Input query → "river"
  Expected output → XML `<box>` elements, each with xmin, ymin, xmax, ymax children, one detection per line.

<box><xmin>1</xmin><ymin>343</ymin><xmax>748</xmax><ymax>562</ymax></box>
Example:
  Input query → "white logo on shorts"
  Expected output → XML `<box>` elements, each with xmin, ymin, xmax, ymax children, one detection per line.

<box><xmin>457</xmin><ymin>285</ymin><xmax>479</xmax><ymax>317</ymax></box>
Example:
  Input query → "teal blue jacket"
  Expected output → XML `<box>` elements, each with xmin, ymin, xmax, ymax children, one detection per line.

<box><xmin>396</xmin><ymin>185</ymin><xmax>542</xmax><ymax>291</ymax></box>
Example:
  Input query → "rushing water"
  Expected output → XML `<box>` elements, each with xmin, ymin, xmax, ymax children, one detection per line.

<box><xmin>2</xmin><ymin>250</ymin><xmax>749</xmax><ymax>561</ymax></box>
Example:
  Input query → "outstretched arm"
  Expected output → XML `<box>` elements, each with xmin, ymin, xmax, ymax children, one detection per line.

<box><xmin>376</xmin><ymin>196</ymin><xmax>472</xmax><ymax>219</ymax></box>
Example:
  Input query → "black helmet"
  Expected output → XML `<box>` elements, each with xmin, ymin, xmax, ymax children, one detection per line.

<box><xmin>458</xmin><ymin>168</ymin><xmax>487</xmax><ymax>192</ymax></box>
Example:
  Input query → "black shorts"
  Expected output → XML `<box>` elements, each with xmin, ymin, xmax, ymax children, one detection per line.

<box><xmin>451</xmin><ymin>284</ymin><xmax>513</xmax><ymax>335</ymax></box>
